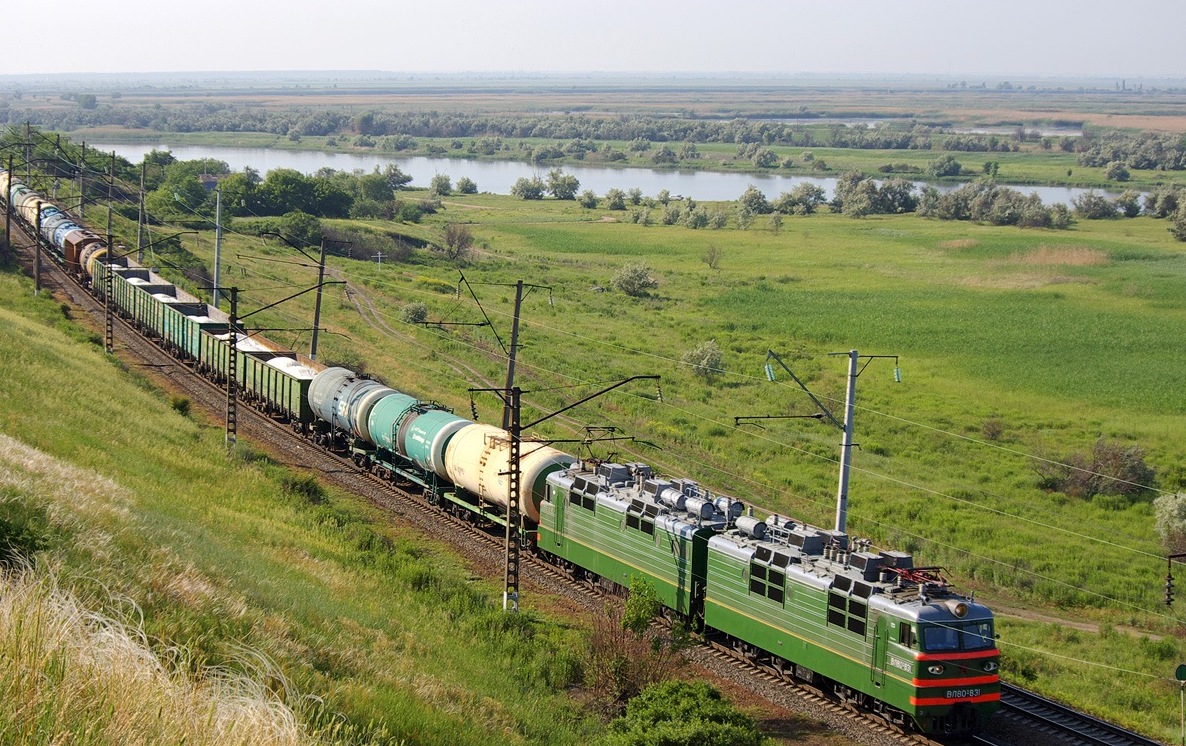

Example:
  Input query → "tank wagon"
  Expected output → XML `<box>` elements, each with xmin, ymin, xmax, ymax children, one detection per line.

<box><xmin>0</xmin><ymin>164</ymin><xmax>998</xmax><ymax>736</ymax></box>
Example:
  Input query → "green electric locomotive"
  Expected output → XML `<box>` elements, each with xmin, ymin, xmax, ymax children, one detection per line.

<box><xmin>538</xmin><ymin>460</ymin><xmax>998</xmax><ymax>736</ymax></box>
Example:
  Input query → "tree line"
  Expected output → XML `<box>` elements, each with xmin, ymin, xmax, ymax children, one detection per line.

<box><xmin>0</xmin><ymin>101</ymin><xmax>1091</xmax><ymax>155</ymax></box>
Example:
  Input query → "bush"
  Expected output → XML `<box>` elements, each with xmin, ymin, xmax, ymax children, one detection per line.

<box><xmin>1105</xmin><ymin>161</ymin><xmax>1130</xmax><ymax>182</ymax></box>
<box><xmin>0</xmin><ymin>501</ymin><xmax>53</xmax><ymax>570</ymax></box>
<box><xmin>280</xmin><ymin>473</ymin><xmax>326</xmax><ymax>504</ymax></box>
<box><xmin>1072</xmin><ymin>191</ymin><xmax>1117</xmax><ymax>219</ymax></box>
<box><xmin>612</xmin><ymin>263</ymin><xmax>658</xmax><ymax>297</ymax></box>
<box><xmin>401</xmin><ymin>302</ymin><xmax>428</xmax><ymax>324</ymax></box>
<box><xmin>1034</xmin><ymin>437</ymin><xmax>1155</xmax><ymax>500</ymax></box>
<box><xmin>511</xmin><ymin>176</ymin><xmax>545</xmax><ymax>200</ymax></box>
<box><xmin>681</xmin><ymin>340</ymin><xmax>723</xmax><ymax>379</ymax></box>
<box><xmin>584</xmin><ymin>579</ymin><xmax>688</xmax><ymax>714</ymax></box>
<box><xmin>602</xmin><ymin>679</ymin><xmax>762</xmax><ymax>746</ymax></box>
<box><xmin>169</xmin><ymin>395</ymin><xmax>191</xmax><ymax>417</ymax></box>
<box><xmin>1155</xmin><ymin>493</ymin><xmax>1186</xmax><ymax>553</ymax></box>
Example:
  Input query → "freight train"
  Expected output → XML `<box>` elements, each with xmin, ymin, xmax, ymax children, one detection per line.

<box><xmin>1</xmin><ymin>166</ymin><xmax>1000</xmax><ymax>736</ymax></box>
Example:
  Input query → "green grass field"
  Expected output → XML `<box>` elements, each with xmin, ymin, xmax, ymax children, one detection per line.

<box><xmin>0</xmin><ymin>265</ymin><xmax>604</xmax><ymax>744</ymax></box>
<box><xmin>4</xmin><ymin>182</ymin><xmax>1186</xmax><ymax>740</ymax></box>
<box><xmin>173</xmin><ymin>197</ymin><xmax>1186</xmax><ymax>736</ymax></box>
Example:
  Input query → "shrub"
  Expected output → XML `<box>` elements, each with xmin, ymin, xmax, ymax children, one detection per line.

<box><xmin>605</xmin><ymin>188</ymin><xmax>627</xmax><ymax>211</ymax></box>
<box><xmin>1034</xmin><ymin>437</ymin><xmax>1155</xmax><ymax>500</ymax></box>
<box><xmin>280</xmin><ymin>473</ymin><xmax>326</xmax><ymax>504</ymax></box>
<box><xmin>982</xmin><ymin>417</ymin><xmax>1005</xmax><ymax>441</ymax></box>
<box><xmin>1072</xmin><ymin>191</ymin><xmax>1117</xmax><ymax>219</ymax></box>
<box><xmin>169</xmin><ymin>395</ymin><xmax>191</xmax><ymax>417</ymax></box>
<box><xmin>681</xmin><ymin>340</ymin><xmax>723</xmax><ymax>379</ymax></box>
<box><xmin>584</xmin><ymin>579</ymin><xmax>688</xmax><ymax>714</ymax></box>
<box><xmin>612</xmin><ymin>263</ymin><xmax>658</xmax><ymax>297</ymax></box>
<box><xmin>603</xmin><ymin>679</ymin><xmax>762</xmax><ymax>746</ymax></box>
<box><xmin>1105</xmin><ymin>161</ymin><xmax>1130</xmax><ymax>182</ymax></box>
<box><xmin>1155</xmin><ymin>493</ymin><xmax>1186</xmax><ymax>552</ymax></box>
<box><xmin>401</xmin><ymin>302</ymin><xmax>428</xmax><ymax>324</ymax></box>
<box><xmin>511</xmin><ymin>177</ymin><xmax>545</xmax><ymax>200</ymax></box>
<box><xmin>0</xmin><ymin>501</ymin><xmax>53</xmax><ymax>570</ymax></box>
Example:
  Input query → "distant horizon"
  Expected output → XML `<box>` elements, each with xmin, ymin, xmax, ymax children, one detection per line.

<box><xmin>1</xmin><ymin>1</ymin><xmax>1182</xmax><ymax>80</ymax></box>
<box><xmin>3</xmin><ymin>70</ymin><xmax>1183</xmax><ymax>88</ymax></box>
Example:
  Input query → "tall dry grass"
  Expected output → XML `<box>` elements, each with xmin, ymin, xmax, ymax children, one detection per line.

<box><xmin>0</xmin><ymin>432</ymin><xmax>316</xmax><ymax>745</ymax></box>
<box><xmin>0</xmin><ymin>570</ymin><xmax>314</xmax><ymax>745</ymax></box>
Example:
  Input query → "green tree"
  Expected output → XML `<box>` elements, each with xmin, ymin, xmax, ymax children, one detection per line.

<box><xmin>578</xmin><ymin>190</ymin><xmax>598</xmax><ymax>209</ymax></box>
<box><xmin>546</xmin><ymin>169</ymin><xmax>580</xmax><ymax>200</ymax></box>
<box><xmin>511</xmin><ymin>176</ymin><xmax>545</xmax><ymax>200</ymax></box>
<box><xmin>737</xmin><ymin>185</ymin><xmax>771</xmax><ymax>214</ymax></box>
<box><xmin>1072</xmin><ymin>191</ymin><xmax>1117</xmax><ymax>219</ymax></box>
<box><xmin>1171</xmin><ymin>205</ymin><xmax>1186</xmax><ymax>242</ymax></box>
<box><xmin>1104</xmin><ymin>161</ymin><xmax>1130</xmax><ymax>181</ymax></box>
<box><xmin>927</xmin><ymin>154</ymin><xmax>963</xmax><ymax>177</ymax></box>
<box><xmin>217</xmin><ymin>171</ymin><xmax>259</xmax><ymax>216</ymax></box>
<box><xmin>455</xmin><ymin>176</ymin><xmax>478</xmax><ymax>194</ymax></box>
<box><xmin>258</xmin><ymin>168</ymin><xmax>315</xmax><ymax>215</ymax></box>
<box><xmin>276</xmin><ymin>211</ymin><xmax>321</xmax><ymax>249</ymax></box>
<box><xmin>1115</xmin><ymin>190</ymin><xmax>1142</xmax><ymax>218</ymax></box>
<box><xmin>650</xmin><ymin>145</ymin><xmax>678</xmax><ymax>165</ymax></box>
<box><xmin>604</xmin><ymin>188</ymin><xmax>627</xmax><ymax>210</ymax></box>
<box><xmin>382</xmin><ymin>164</ymin><xmax>413</xmax><ymax>191</ymax></box>
<box><xmin>753</xmin><ymin>147</ymin><xmax>779</xmax><ymax>168</ymax></box>
<box><xmin>358</xmin><ymin>171</ymin><xmax>394</xmax><ymax>202</ymax></box>
<box><xmin>430</xmin><ymin>174</ymin><xmax>453</xmax><ymax>196</ymax></box>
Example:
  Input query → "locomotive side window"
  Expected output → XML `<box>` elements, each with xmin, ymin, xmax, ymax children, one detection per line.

<box><xmin>749</xmin><ymin>561</ymin><xmax>787</xmax><ymax>604</ymax></box>
<box><xmin>898</xmin><ymin>623</ymin><xmax>916</xmax><ymax>648</ymax></box>
<box><xmin>570</xmin><ymin>489</ymin><xmax>595</xmax><ymax>511</ymax></box>
<box><xmin>827</xmin><ymin>586</ymin><xmax>869</xmax><ymax>636</ymax></box>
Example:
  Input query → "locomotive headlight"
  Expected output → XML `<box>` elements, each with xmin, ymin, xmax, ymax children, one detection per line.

<box><xmin>953</xmin><ymin>602</ymin><xmax>968</xmax><ymax>618</ymax></box>
<box><xmin>927</xmin><ymin>664</ymin><xmax>945</xmax><ymax>675</ymax></box>
<box><xmin>983</xmin><ymin>661</ymin><xmax>998</xmax><ymax>672</ymax></box>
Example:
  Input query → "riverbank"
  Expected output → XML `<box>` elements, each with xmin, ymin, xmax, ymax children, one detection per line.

<box><xmin>80</xmin><ymin>133</ymin><xmax>1147</xmax><ymax>205</ymax></box>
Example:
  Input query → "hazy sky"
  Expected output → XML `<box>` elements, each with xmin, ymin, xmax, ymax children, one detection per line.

<box><xmin>3</xmin><ymin>0</ymin><xmax>1184</xmax><ymax>79</ymax></box>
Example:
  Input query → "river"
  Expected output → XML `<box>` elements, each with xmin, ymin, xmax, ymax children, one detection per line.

<box><xmin>92</xmin><ymin>143</ymin><xmax>1115</xmax><ymax>206</ymax></box>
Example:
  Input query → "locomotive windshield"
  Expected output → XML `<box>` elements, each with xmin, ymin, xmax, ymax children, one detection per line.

<box><xmin>921</xmin><ymin>620</ymin><xmax>995</xmax><ymax>652</ymax></box>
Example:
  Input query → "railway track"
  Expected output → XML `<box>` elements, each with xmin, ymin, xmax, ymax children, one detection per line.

<box><xmin>976</xmin><ymin>684</ymin><xmax>1167</xmax><ymax>746</ymax></box>
<box><xmin>8</xmin><ymin>231</ymin><xmax>1168</xmax><ymax>746</ymax></box>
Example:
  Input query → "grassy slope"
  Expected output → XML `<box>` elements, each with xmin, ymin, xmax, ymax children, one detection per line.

<box><xmin>0</xmin><ymin>265</ymin><xmax>599</xmax><ymax>745</ymax></box>
<box><xmin>13</xmin><ymin>185</ymin><xmax>1186</xmax><ymax>738</ymax></box>
<box><xmin>170</xmin><ymin>198</ymin><xmax>1186</xmax><ymax>739</ymax></box>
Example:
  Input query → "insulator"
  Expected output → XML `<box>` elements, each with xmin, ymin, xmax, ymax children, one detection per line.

<box><xmin>894</xmin><ymin>367</ymin><xmax>902</xmax><ymax>383</ymax></box>
<box><xmin>765</xmin><ymin>363</ymin><xmax>775</xmax><ymax>382</ymax></box>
